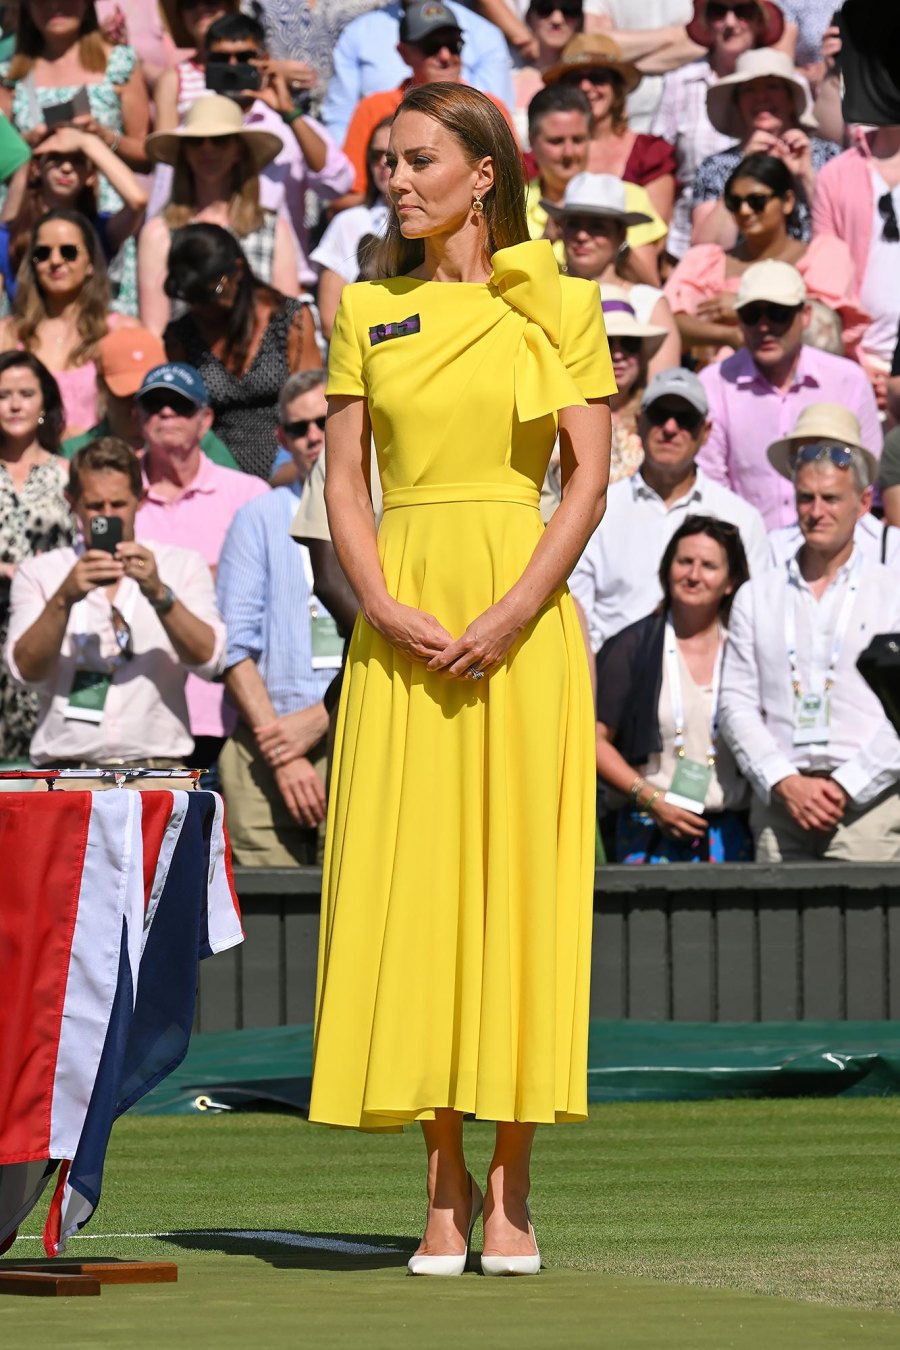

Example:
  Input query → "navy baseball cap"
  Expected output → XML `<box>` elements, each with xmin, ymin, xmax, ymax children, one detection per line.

<box><xmin>137</xmin><ymin>363</ymin><xmax>209</xmax><ymax>408</ymax></box>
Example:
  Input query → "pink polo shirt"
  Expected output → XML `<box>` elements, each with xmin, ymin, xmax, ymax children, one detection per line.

<box><xmin>698</xmin><ymin>346</ymin><xmax>883</xmax><ymax>531</ymax></box>
<box><xmin>137</xmin><ymin>452</ymin><xmax>269</xmax><ymax>738</ymax></box>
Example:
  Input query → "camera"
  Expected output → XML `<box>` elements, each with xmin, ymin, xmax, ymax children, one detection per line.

<box><xmin>205</xmin><ymin>61</ymin><xmax>261</xmax><ymax>97</ymax></box>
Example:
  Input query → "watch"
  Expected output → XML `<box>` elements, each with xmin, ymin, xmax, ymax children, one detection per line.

<box><xmin>149</xmin><ymin>584</ymin><xmax>176</xmax><ymax>616</ymax></box>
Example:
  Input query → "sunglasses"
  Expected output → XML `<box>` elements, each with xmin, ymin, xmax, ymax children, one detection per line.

<box><xmin>41</xmin><ymin>151</ymin><xmax>88</xmax><ymax>169</ymax></box>
<box><xmin>705</xmin><ymin>2</ymin><xmax>760</xmax><ymax>20</ymax></box>
<box><xmin>724</xmin><ymin>189</ymin><xmax>776</xmax><ymax>214</ymax></box>
<box><xmin>561</xmin><ymin>66</ymin><xmax>617</xmax><ymax>87</ymax></box>
<box><xmin>416</xmin><ymin>32</ymin><xmax>464</xmax><ymax>56</ymax></box>
<box><xmin>644</xmin><ymin>403</ymin><xmax>704</xmax><ymax>433</ymax></box>
<box><xmin>562</xmin><ymin>213</ymin><xmax>617</xmax><ymax>234</ymax></box>
<box><xmin>738</xmin><ymin>301</ymin><xmax>802</xmax><ymax>327</ymax></box>
<box><xmin>138</xmin><ymin>390</ymin><xmax>199</xmax><ymax>417</ymax></box>
<box><xmin>283</xmin><ymin>416</ymin><xmax>327</xmax><ymax>438</ymax></box>
<box><xmin>791</xmin><ymin>443</ymin><xmax>856</xmax><ymax>470</ymax></box>
<box><xmin>206</xmin><ymin>49</ymin><xmax>261</xmax><ymax>63</ymax></box>
<box><xmin>531</xmin><ymin>0</ymin><xmax>583</xmax><ymax>17</ymax></box>
<box><xmin>878</xmin><ymin>192</ymin><xmax>899</xmax><ymax>244</ymax></box>
<box><xmin>609</xmin><ymin>335</ymin><xmax>642</xmax><ymax>356</ymax></box>
<box><xmin>32</xmin><ymin>243</ymin><xmax>80</xmax><ymax>264</ymax></box>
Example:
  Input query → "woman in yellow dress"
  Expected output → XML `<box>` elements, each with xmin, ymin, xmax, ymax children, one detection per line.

<box><xmin>311</xmin><ymin>81</ymin><xmax>615</xmax><ymax>1277</ymax></box>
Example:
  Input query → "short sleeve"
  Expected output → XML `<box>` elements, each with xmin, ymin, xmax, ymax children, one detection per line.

<box><xmin>627</xmin><ymin>134</ymin><xmax>677</xmax><ymax>186</ymax></box>
<box><xmin>326</xmin><ymin>286</ymin><xmax>366</xmax><ymax>398</ymax></box>
<box><xmin>106</xmin><ymin>43</ymin><xmax>137</xmax><ymax>84</ymax></box>
<box><xmin>558</xmin><ymin>278</ymin><xmax>617</xmax><ymax>401</ymax></box>
<box><xmin>623</xmin><ymin>183</ymin><xmax>668</xmax><ymax>250</ymax></box>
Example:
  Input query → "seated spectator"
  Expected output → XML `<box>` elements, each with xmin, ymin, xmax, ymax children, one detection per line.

<box><xmin>0</xmin><ymin>0</ymin><xmax>152</xmax><ymax>316</ymax></box>
<box><xmin>878</xmin><ymin>399</ymin><xmax>900</xmax><ymax>530</ymax></box>
<box><xmin>600</xmin><ymin>285</ymin><xmax>668</xmax><ymax>481</ymax></box>
<box><xmin>155</xmin><ymin>0</ymin><xmax>242</xmax><ymax>129</ymax></box>
<box><xmin>140</xmin><ymin>95</ymin><xmax>299</xmax><ymax>334</ymax></box>
<box><xmin>134</xmin><ymin>361</ymin><xmax>268</xmax><ymax>774</ymax></box>
<box><xmin>652</xmin><ymin>0</ymin><xmax>786</xmax><ymax>261</ymax></box>
<box><xmin>596</xmin><ymin>514</ymin><xmax>752</xmax><ymax>863</ymax></box>
<box><xmin>0</xmin><ymin>126</ymin><xmax>147</xmax><ymax>314</ymax></box>
<box><xmin>813</xmin><ymin>122</ymin><xmax>900</xmax><ymax>407</ymax></box>
<box><xmin>697</xmin><ymin>259</ymin><xmax>882</xmax><ymax>530</ymax></box>
<box><xmin>719</xmin><ymin>435</ymin><xmax>900</xmax><ymax>861</ymax></box>
<box><xmin>666</xmin><ymin>153</ymin><xmax>866</xmax><ymax>360</ymax></box>
<box><xmin>768</xmin><ymin>405</ymin><xmax>895</xmax><ymax>565</ymax></box>
<box><xmin>267</xmin><ymin>370</ymin><xmax>328</xmax><ymax>495</ymax></box>
<box><xmin>61</xmin><ymin>327</ymin><xmax>239</xmax><ymax>470</ymax></box>
<box><xmin>0</xmin><ymin>351</ymin><xmax>72</xmax><ymax>762</ymax></box>
<box><xmin>311</xmin><ymin>118</ymin><xmax>391</xmax><ymax>340</ymax></box>
<box><xmin>321</xmin><ymin>0</ymin><xmax>514</xmax><ymax>145</ymax></box>
<box><xmin>569</xmin><ymin>367</ymin><xmax>769</xmax><ymax>652</ymax></box>
<box><xmin>545</xmin><ymin>172</ymin><xmax>681</xmax><ymax>359</ymax></box>
<box><xmin>163</xmin><ymin>224</ymin><xmax>322</xmax><ymax>479</ymax></box>
<box><xmin>4</xmin><ymin>436</ymin><xmax>225</xmax><ymax>770</ymax></box>
<box><xmin>216</xmin><ymin>370</ymin><xmax>340</xmax><ymax>865</ymax></box>
<box><xmin>525</xmin><ymin>84</ymin><xmax>667</xmax><ymax>279</ymax></box>
<box><xmin>580</xmin><ymin>0</ymin><xmax>702</xmax><ymax>132</ymax></box>
<box><xmin>543</xmin><ymin>34</ymin><xmax>677</xmax><ymax>222</ymax></box>
<box><xmin>340</xmin><ymin>2</ymin><xmax>519</xmax><ymax>202</ymax></box>
<box><xmin>692</xmin><ymin>48</ymin><xmax>838</xmax><ymax>248</ymax></box>
<box><xmin>512</xmin><ymin>0</ymin><xmax>584</xmax><ymax>147</ymax></box>
<box><xmin>0</xmin><ymin>210</ymin><xmax>138</xmax><ymax>437</ymax></box>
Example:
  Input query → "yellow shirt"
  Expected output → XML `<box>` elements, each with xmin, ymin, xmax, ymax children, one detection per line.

<box><xmin>526</xmin><ymin>178</ymin><xmax>668</xmax><ymax>267</ymax></box>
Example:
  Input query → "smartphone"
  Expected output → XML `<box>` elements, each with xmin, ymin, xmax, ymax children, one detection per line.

<box><xmin>89</xmin><ymin>515</ymin><xmax>123</xmax><ymax>555</ymax></box>
<box><xmin>44</xmin><ymin>86</ymin><xmax>91</xmax><ymax>128</ymax></box>
<box><xmin>205</xmin><ymin>61</ymin><xmax>261</xmax><ymax>96</ymax></box>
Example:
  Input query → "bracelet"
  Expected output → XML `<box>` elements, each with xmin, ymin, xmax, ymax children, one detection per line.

<box><xmin>629</xmin><ymin>776</ymin><xmax>645</xmax><ymax>804</ymax></box>
<box><xmin>107</xmin><ymin>132</ymin><xmax>120</xmax><ymax>154</ymax></box>
<box><xmin>642</xmin><ymin>788</ymin><xmax>661</xmax><ymax>814</ymax></box>
<box><xmin>281</xmin><ymin>106</ymin><xmax>305</xmax><ymax>124</ymax></box>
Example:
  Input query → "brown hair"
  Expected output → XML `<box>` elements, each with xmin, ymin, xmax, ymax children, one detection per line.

<box><xmin>9</xmin><ymin>0</ymin><xmax>108</xmax><ymax>80</ymax></box>
<box><xmin>372</xmin><ymin>83</ymin><xmax>529</xmax><ymax>278</ymax></box>
<box><xmin>69</xmin><ymin>435</ymin><xmax>143</xmax><ymax>501</ymax></box>
<box><xmin>163</xmin><ymin>139</ymin><xmax>264</xmax><ymax>236</ymax></box>
<box><xmin>159</xmin><ymin>0</ymin><xmax>239</xmax><ymax>51</ymax></box>
<box><xmin>658</xmin><ymin>515</ymin><xmax>749</xmax><ymax>622</ymax></box>
<box><xmin>15</xmin><ymin>210</ymin><xmax>111</xmax><ymax>367</ymax></box>
<box><xmin>606</xmin><ymin>69</ymin><xmax>629</xmax><ymax>135</ymax></box>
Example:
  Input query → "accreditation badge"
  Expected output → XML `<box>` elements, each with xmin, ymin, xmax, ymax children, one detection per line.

<box><xmin>792</xmin><ymin>691</ymin><xmax>831</xmax><ymax>746</ymax></box>
<box><xmin>310</xmin><ymin>610</ymin><xmax>344</xmax><ymax>670</ymax></box>
<box><xmin>65</xmin><ymin>668</ymin><xmax>111</xmax><ymax>724</ymax></box>
<box><xmin>665</xmin><ymin>758</ymin><xmax>713</xmax><ymax>814</ymax></box>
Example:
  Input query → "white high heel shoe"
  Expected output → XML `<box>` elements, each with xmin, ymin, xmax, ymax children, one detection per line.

<box><xmin>407</xmin><ymin>1174</ymin><xmax>483</xmax><ymax>1277</ymax></box>
<box><xmin>480</xmin><ymin>1203</ymin><xmax>541</xmax><ymax>1277</ymax></box>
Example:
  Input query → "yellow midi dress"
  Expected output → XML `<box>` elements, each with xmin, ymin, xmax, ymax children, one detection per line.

<box><xmin>309</xmin><ymin>239</ymin><xmax>616</xmax><ymax>1131</ymax></box>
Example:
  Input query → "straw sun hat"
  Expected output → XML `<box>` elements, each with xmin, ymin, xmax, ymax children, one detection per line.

<box><xmin>542</xmin><ymin>34</ymin><xmax>641</xmax><ymax>94</ymax></box>
<box><xmin>600</xmin><ymin>285</ymin><xmax>667</xmax><ymax>360</ymax></box>
<box><xmin>706</xmin><ymin>48</ymin><xmax>818</xmax><ymax>140</ymax></box>
<box><xmin>145</xmin><ymin>95</ymin><xmax>282</xmax><ymax>172</ymax></box>
<box><xmin>766</xmin><ymin>404</ymin><xmax>879</xmax><ymax>486</ymax></box>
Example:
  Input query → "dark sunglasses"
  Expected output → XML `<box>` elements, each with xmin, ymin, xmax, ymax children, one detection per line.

<box><xmin>724</xmin><ymin>189</ymin><xmax>776</xmax><ymax>214</ymax></box>
<box><xmin>609</xmin><ymin>335</ymin><xmax>642</xmax><ymax>356</ymax></box>
<box><xmin>416</xmin><ymin>32</ymin><xmax>464</xmax><ymax>56</ymax></box>
<box><xmin>791</xmin><ymin>442</ymin><xmax>856</xmax><ymax>470</ymax></box>
<box><xmin>561</xmin><ymin>66</ymin><xmax>616</xmax><ymax>87</ymax></box>
<box><xmin>562</xmin><ymin>213</ymin><xmax>617</xmax><ymax>234</ymax></box>
<box><xmin>878</xmin><ymin>192</ymin><xmax>899</xmax><ymax>244</ymax></box>
<box><xmin>705</xmin><ymin>2</ymin><xmax>760</xmax><ymax>20</ymax></box>
<box><xmin>138</xmin><ymin>390</ymin><xmax>199</xmax><ymax>417</ymax></box>
<box><xmin>206</xmin><ymin>49</ymin><xmax>261</xmax><ymax>63</ymax></box>
<box><xmin>738</xmin><ymin>301</ymin><xmax>802</xmax><ymax>327</ymax></box>
<box><xmin>531</xmin><ymin>0</ymin><xmax>583</xmax><ymax>17</ymax></box>
<box><xmin>283</xmin><ymin>416</ymin><xmax>327</xmax><ymax>438</ymax></box>
<box><xmin>42</xmin><ymin>151</ymin><xmax>88</xmax><ymax>169</ymax></box>
<box><xmin>32</xmin><ymin>243</ymin><xmax>80</xmax><ymax>264</ymax></box>
<box><xmin>644</xmin><ymin>403</ymin><xmax>704</xmax><ymax>433</ymax></box>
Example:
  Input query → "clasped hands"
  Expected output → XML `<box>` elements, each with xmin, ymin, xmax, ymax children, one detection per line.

<box><xmin>373</xmin><ymin>596</ymin><xmax>526</xmax><ymax>680</ymax></box>
<box><xmin>774</xmin><ymin>774</ymin><xmax>849</xmax><ymax>832</ymax></box>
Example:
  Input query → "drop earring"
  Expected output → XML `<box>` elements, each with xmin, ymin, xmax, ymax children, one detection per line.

<box><xmin>472</xmin><ymin>194</ymin><xmax>484</xmax><ymax>215</ymax></box>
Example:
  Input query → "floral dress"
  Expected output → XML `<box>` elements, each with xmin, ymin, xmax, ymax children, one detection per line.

<box><xmin>0</xmin><ymin>45</ymin><xmax>139</xmax><ymax>315</ymax></box>
<box><xmin>0</xmin><ymin>455</ymin><xmax>73</xmax><ymax>761</ymax></box>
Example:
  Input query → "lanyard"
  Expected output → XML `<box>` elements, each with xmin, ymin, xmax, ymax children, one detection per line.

<box><xmin>664</xmin><ymin>619</ymin><xmax>724</xmax><ymax>767</ymax></box>
<box><xmin>784</xmin><ymin>557</ymin><xmax>859</xmax><ymax>697</ymax></box>
<box><xmin>300</xmin><ymin>545</ymin><xmax>320</xmax><ymax>618</ymax></box>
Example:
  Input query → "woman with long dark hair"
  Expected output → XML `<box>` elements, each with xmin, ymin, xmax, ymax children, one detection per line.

<box><xmin>312</xmin><ymin>82</ymin><xmax>614</xmax><ymax>1276</ymax></box>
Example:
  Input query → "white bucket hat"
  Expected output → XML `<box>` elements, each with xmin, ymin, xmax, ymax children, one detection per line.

<box><xmin>766</xmin><ymin>403</ymin><xmax>878</xmax><ymax>486</ymax></box>
<box><xmin>541</xmin><ymin>173</ymin><xmax>653</xmax><ymax>227</ymax></box>
<box><xmin>145</xmin><ymin>95</ymin><xmax>282</xmax><ymax>172</ymax></box>
<box><xmin>600</xmin><ymin>285</ymin><xmax>667</xmax><ymax>358</ymax></box>
<box><xmin>706</xmin><ymin>48</ymin><xmax>818</xmax><ymax>140</ymax></box>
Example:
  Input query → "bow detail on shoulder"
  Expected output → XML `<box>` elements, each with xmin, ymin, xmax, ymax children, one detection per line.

<box><xmin>490</xmin><ymin>239</ymin><xmax>587</xmax><ymax>422</ymax></box>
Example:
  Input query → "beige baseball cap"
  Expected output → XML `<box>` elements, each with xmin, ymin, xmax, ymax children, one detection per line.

<box><xmin>734</xmin><ymin>258</ymin><xmax>807</xmax><ymax>312</ymax></box>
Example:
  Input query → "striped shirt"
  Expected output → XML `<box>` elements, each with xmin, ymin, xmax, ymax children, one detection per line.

<box><xmin>216</xmin><ymin>487</ymin><xmax>334</xmax><ymax>716</ymax></box>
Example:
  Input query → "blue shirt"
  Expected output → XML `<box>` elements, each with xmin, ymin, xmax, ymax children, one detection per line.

<box><xmin>216</xmin><ymin>488</ymin><xmax>334</xmax><ymax>716</ymax></box>
<box><xmin>321</xmin><ymin>1</ymin><xmax>514</xmax><ymax>144</ymax></box>
<box><xmin>269</xmin><ymin>445</ymin><xmax>302</xmax><ymax>495</ymax></box>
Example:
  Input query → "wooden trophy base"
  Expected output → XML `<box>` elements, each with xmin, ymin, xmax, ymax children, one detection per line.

<box><xmin>0</xmin><ymin>1260</ymin><xmax>178</xmax><ymax>1297</ymax></box>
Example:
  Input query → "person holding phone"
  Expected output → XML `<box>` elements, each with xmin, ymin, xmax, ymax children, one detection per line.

<box><xmin>4</xmin><ymin>436</ymin><xmax>225</xmax><ymax>772</ymax></box>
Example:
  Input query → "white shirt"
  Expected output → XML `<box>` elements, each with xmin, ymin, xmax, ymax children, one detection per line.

<box><xmin>719</xmin><ymin>550</ymin><xmax>900</xmax><ymax>807</ymax></box>
<box><xmin>310</xmin><ymin>201</ymin><xmax>390</xmax><ymax>283</ymax></box>
<box><xmin>4</xmin><ymin>543</ymin><xmax>225</xmax><ymax>766</ymax></box>
<box><xmin>859</xmin><ymin>168</ymin><xmax>900</xmax><ymax>367</ymax></box>
<box><xmin>569</xmin><ymin>466</ymin><xmax>771</xmax><ymax>651</ymax></box>
<box><xmin>769</xmin><ymin>513</ymin><xmax>900</xmax><ymax>568</ymax></box>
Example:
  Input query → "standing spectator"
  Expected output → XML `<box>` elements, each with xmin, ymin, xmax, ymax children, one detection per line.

<box><xmin>217</xmin><ymin>371</ymin><xmax>338</xmax><ymax>865</ymax></box>
<box><xmin>0</xmin><ymin>350</ymin><xmax>71</xmax><ymax>762</ymax></box>
<box><xmin>321</xmin><ymin>0</ymin><xmax>514</xmax><ymax>144</ymax></box>
<box><xmin>140</xmin><ymin>95</ymin><xmax>299</xmax><ymax>335</ymax></box>
<box><xmin>251</xmin><ymin>0</ymin><xmax>383</xmax><ymax>103</ymax></box>
<box><xmin>543</xmin><ymin>34</ymin><xmax>677</xmax><ymax>221</ymax></box>
<box><xmin>570</xmin><ymin>367</ymin><xmax>769</xmax><ymax>652</ymax></box>
<box><xmin>155</xmin><ymin>0</ymin><xmax>241</xmax><ymax>129</ymax></box>
<box><xmin>692</xmin><ymin>47</ymin><xmax>837</xmax><ymax>247</ymax></box>
<box><xmin>512</xmin><ymin>0</ymin><xmax>584</xmax><ymax>146</ymax></box>
<box><xmin>720</xmin><ymin>436</ymin><xmax>900</xmax><ymax>861</ymax></box>
<box><xmin>652</xmin><ymin>0</ymin><xmax>786</xmax><ymax>260</ymax></box>
<box><xmin>134</xmin><ymin>362</ymin><xmax>268</xmax><ymax>771</ymax></box>
<box><xmin>162</xmin><ymin>224</ymin><xmax>322</xmax><ymax>479</ymax></box>
<box><xmin>4</xmin><ymin>436</ymin><xmax>225</xmax><ymax>770</ymax></box>
<box><xmin>697</xmin><ymin>259</ymin><xmax>882</xmax><ymax>530</ymax></box>
<box><xmin>596</xmin><ymin>514</ymin><xmax>752</xmax><ymax>863</ymax></box>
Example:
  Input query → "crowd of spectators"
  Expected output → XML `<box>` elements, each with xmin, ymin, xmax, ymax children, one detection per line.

<box><xmin>1</xmin><ymin>0</ymin><xmax>899</xmax><ymax>866</ymax></box>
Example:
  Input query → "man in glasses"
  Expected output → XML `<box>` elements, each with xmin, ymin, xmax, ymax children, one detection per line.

<box><xmin>719</xmin><ymin>429</ymin><xmax>900</xmax><ymax>861</ymax></box>
<box><xmin>698</xmin><ymin>259</ymin><xmax>882</xmax><ymax>530</ymax></box>
<box><xmin>5</xmin><ymin>438</ymin><xmax>225</xmax><ymax>778</ymax></box>
<box><xmin>339</xmin><ymin>0</ymin><xmax>518</xmax><ymax>202</ymax></box>
<box><xmin>215</xmin><ymin>370</ymin><xmax>339</xmax><ymax>865</ymax></box>
<box><xmin>569</xmin><ymin>367</ymin><xmax>769</xmax><ymax>654</ymax></box>
<box><xmin>134</xmin><ymin>363</ymin><xmax>269</xmax><ymax>781</ymax></box>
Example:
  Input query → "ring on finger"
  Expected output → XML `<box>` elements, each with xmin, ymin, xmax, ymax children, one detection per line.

<box><xmin>466</xmin><ymin>665</ymin><xmax>484</xmax><ymax>681</ymax></box>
